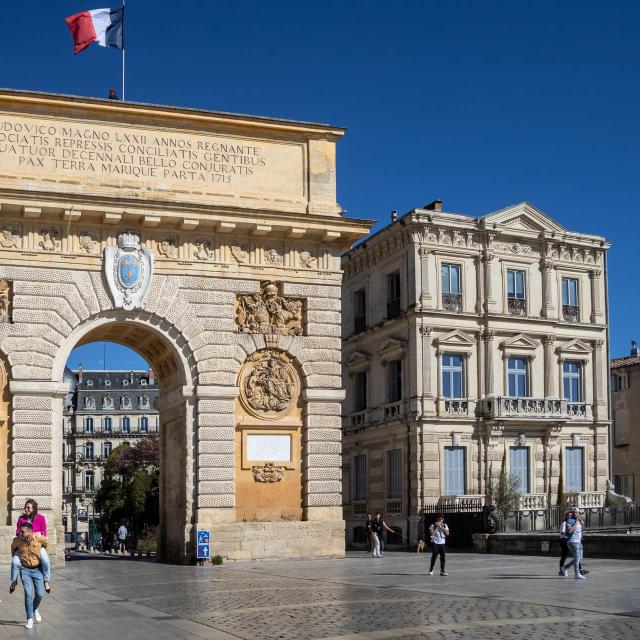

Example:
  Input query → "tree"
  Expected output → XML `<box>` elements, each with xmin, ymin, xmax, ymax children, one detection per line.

<box><xmin>94</xmin><ymin>434</ymin><xmax>160</xmax><ymax>539</ymax></box>
<box><xmin>486</xmin><ymin>458</ymin><xmax>521</xmax><ymax>512</ymax></box>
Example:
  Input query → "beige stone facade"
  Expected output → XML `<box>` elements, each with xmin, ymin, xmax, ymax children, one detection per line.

<box><xmin>611</xmin><ymin>343</ymin><xmax>640</xmax><ymax>502</ymax></box>
<box><xmin>0</xmin><ymin>89</ymin><xmax>370</xmax><ymax>562</ymax></box>
<box><xmin>342</xmin><ymin>201</ymin><xmax>611</xmax><ymax>546</ymax></box>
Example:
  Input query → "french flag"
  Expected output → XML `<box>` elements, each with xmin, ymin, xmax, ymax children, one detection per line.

<box><xmin>65</xmin><ymin>7</ymin><xmax>124</xmax><ymax>55</ymax></box>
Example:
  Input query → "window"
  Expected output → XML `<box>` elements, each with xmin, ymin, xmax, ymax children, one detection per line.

<box><xmin>563</xmin><ymin>361</ymin><xmax>582</xmax><ymax>402</ymax></box>
<box><xmin>562</xmin><ymin>277</ymin><xmax>580</xmax><ymax>322</ymax></box>
<box><xmin>441</xmin><ymin>263</ymin><xmax>462</xmax><ymax>311</ymax></box>
<box><xmin>565</xmin><ymin>447</ymin><xmax>584</xmax><ymax>492</ymax></box>
<box><xmin>121</xmin><ymin>416</ymin><xmax>131</xmax><ymax>433</ymax></box>
<box><xmin>123</xmin><ymin>379</ymin><xmax>129</xmax><ymax>386</ymax></box>
<box><xmin>103</xmin><ymin>442</ymin><xmax>112</xmax><ymax>458</ymax></box>
<box><xmin>140</xmin><ymin>378</ymin><xmax>147</xmax><ymax>386</ymax></box>
<box><xmin>444</xmin><ymin>447</ymin><xmax>466</xmax><ymax>495</ymax></box>
<box><xmin>614</xmin><ymin>474</ymin><xmax>634</xmax><ymax>501</ymax></box>
<box><xmin>354</xmin><ymin>289</ymin><xmax>367</xmax><ymax>333</ymax></box>
<box><xmin>86</xmin><ymin>380</ymin><xmax>93</xmax><ymax>387</ymax></box>
<box><xmin>388</xmin><ymin>359</ymin><xmax>402</xmax><ymax>403</ymax></box>
<box><xmin>508</xmin><ymin>357</ymin><xmax>528</xmax><ymax>397</ymax></box>
<box><xmin>442</xmin><ymin>354</ymin><xmax>464</xmax><ymax>398</ymax></box>
<box><xmin>140</xmin><ymin>416</ymin><xmax>149</xmax><ymax>433</ymax></box>
<box><xmin>387</xmin><ymin>449</ymin><xmax>402</xmax><ymax>499</ymax></box>
<box><xmin>354</xmin><ymin>454</ymin><xmax>367</xmax><ymax>501</ymax></box>
<box><xmin>611</xmin><ymin>372</ymin><xmax>629</xmax><ymax>392</ymax></box>
<box><xmin>507</xmin><ymin>269</ymin><xmax>526</xmax><ymax>315</ymax></box>
<box><xmin>84</xmin><ymin>417</ymin><xmax>94</xmax><ymax>433</ymax></box>
<box><xmin>103</xmin><ymin>416</ymin><xmax>112</xmax><ymax>432</ymax></box>
<box><xmin>509</xmin><ymin>446</ymin><xmax>530</xmax><ymax>493</ymax></box>
<box><xmin>354</xmin><ymin>371</ymin><xmax>367</xmax><ymax>412</ymax></box>
<box><xmin>84</xmin><ymin>442</ymin><xmax>94</xmax><ymax>459</ymax></box>
<box><xmin>386</xmin><ymin>272</ymin><xmax>401</xmax><ymax>319</ymax></box>
<box><xmin>105</xmin><ymin>379</ymin><xmax>111</xmax><ymax>386</ymax></box>
<box><xmin>84</xmin><ymin>470</ymin><xmax>95</xmax><ymax>492</ymax></box>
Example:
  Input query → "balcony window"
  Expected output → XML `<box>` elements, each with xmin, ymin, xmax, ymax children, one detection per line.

<box><xmin>563</xmin><ymin>361</ymin><xmax>582</xmax><ymax>402</ymax></box>
<box><xmin>441</xmin><ymin>263</ymin><xmax>462</xmax><ymax>312</ymax></box>
<box><xmin>565</xmin><ymin>447</ymin><xmax>584</xmax><ymax>492</ymax></box>
<box><xmin>562</xmin><ymin>277</ymin><xmax>580</xmax><ymax>322</ymax></box>
<box><xmin>354</xmin><ymin>454</ymin><xmax>367</xmax><ymax>501</ymax></box>
<box><xmin>386</xmin><ymin>272</ymin><xmax>401</xmax><ymax>319</ymax></box>
<box><xmin>103</xmin><ymin>442</ymin><xmax>112</xmax><ymax>458</ymax></box>
<box><xmin>386</xmin><ymin>449</ymin><xmax>402</xmax><ymax>500</ymax></box>
<box><xmin>121</xmin><ymin>416</ymin><xmax>131</xmax><ymax>433</ymax></box>
<box><xmin>388</xmin><ymin>360</ymin><xmax>402</xmax><ymax>403</ymax></box>
<box><xmin>507</xmin><ymin>269</ymin><xmax>527</xmax><ymax>316</ymax></box>
<box><xmin>84</xmin><ymin>442</ymin><xmax>94</xmax><ymax>459</ymax></box>
<box><xmin>442</xmin><ymin>354</ymin><xmax>464</xmax><ymax>398</ymax></box>
<box><xmin>509</xmin><ymin>446</ymin><xmax>530</xmax><ymax>493</ymax></box>
<box><xmin>444</xmin><ymin>446</ymin><xmax>466</xmax><ymax>495</ymax></box>
<box><xmin>508</xmin><ymin>357</ymin><xmax>528</xmax><ymax>397</ymax></box>
<box><xmin>354</xmin><ymin>371</ymin><xmax>367</xmax><ymax>412</ymax></box>
<box><xmin>354</xmin><ymin>289</ymin><xmax>367</xmax><ymax>333</ymax></box>
<box><xmin>84</xmin><ymin>470</ymin><xmax>95</xmax><ymax>492</ymax></box>
<box><xmin>84</xmin><ymin>417</ymin><xmax>94</xmax><ymax>433</ymax></box>
<box><xmin>103</xmin><ymin>417</ymin><xmax>112</xmax><ymax>433</ymax></box>
<box><xmin>140</xmin><ymin>416</ymin><xmax>149</xmax><ymax>433</ymax></box>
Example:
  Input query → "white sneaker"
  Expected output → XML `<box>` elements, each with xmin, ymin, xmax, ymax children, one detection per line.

<box><xmin>562</xmin><ymin>568</ymin><xmax>568</xmax><ymax>577</ymax></box>
<box><xmin>25</xmin><ymin>619</ymin><xmax>33</xmax><ymax>629</ymax></box>
<box><xmin>575</xmin><ymin>574</ymin><xmax>586</xmax><ymax>580</ymax></box>
<box><xmin>428</xmin><ymin>571</ymin><xmax>433</xmax><ymax>575</ymax></box>
<box><xmin>34</xmin><ymin>609</ymin><xmax>42</xmax><ymax>622</ymax></box>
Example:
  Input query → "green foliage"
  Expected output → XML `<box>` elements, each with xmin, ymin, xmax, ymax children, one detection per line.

<box><xmin>211</xmin><ymin>554</ymin><xmax>223</xmax><ymax>565</ymax></box>
<box><xmin>136</xmin><ymin>529</ymin><xmax>158</xmax><ymax>554</ymax></box>
<box><xmin>486</xmin><ymin>459</ymin><xmax>522</xmax><ymax>512</ymax></box>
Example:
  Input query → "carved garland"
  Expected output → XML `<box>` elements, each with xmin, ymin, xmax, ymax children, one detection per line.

<box><xmin>251</xmin><ymin>462</ymin><xmax>285</xmax><ymax>483</ymax></box>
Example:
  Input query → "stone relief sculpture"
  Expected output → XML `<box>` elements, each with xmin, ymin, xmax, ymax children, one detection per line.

<box><xmin>39</xmin><ymin>230</ymin><xmax>58</xmax><ymax>252</ymax></box>
<box><xmin>79</xmin><ymin>233</ymin><xmax>99</xmax><ymax>254</ymax></box>
<box><xmin>0</xmin><ymin>228</ymin><xmax>19</xmax><ymax>248</ymax></box>
<box><xmin>239</xmin><ymin>349</ymin><xmax>299</xmax><ymax>419</ymax></box>
<box><xmin>236</xmin><ymin>281</ymin><xmax>303</xmax><ymax>336</ymax></box>
<box><xmin>0</xmin><ymin>280</ymin><xmax>11</xmax><ymax>323</ymax></box>
<box><xmin>102</xmin><ymin>394</ymin><xmax>114</xmax><ymax>409</ymax></box>
<box><xmin>193</xmin><ymin>241</ymin><xmax>213</xmax><ymax>261</ymax></box>
<box><xmin>157</xmin><ymin>239</ymin><xmax>178</xmax><ymax>259</ymax></box>
<box><xmin>252</xmin><ymin>462</ymin><xmax>285</xmax><ymax>483</ymax></box>
<box><xmin>84</xmin><ymin>396</ymin><xmax>95</xmax><ymax>409</ymax></box>
<box><xmin>121</xmin><ymin>395</ymin><xmax>132</xmax><ymax>409</ymax></box>
<box><xmin>263</xmin><ymin>248</ymin><xmax>283</xmax><ymax>266</ymax></box>
<box><xmin>139</xmin><ymin>394</ymin><xmax>150</xmax><ymax>409</ymax></box>
<box><xmin>230</xmin><ymin>242</ymin><xmax>249</xmax><ymax>263</ymax></box>
<box><xmin>299</xmin><ymin>251</ymin><xmax>317</xmax><ymax>269</ymax></box>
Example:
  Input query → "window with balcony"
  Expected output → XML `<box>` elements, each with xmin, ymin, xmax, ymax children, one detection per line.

<box><xmin>354</xmin><ymin>289</ymin><xmax>367</xmax><ymax>333</ymax></box>
<box><xmin>388</xmin><ymin>360</ymin><xmax>402</xmax><ymax>403</ymax></box>
<box><xmin>508</xmin><ymin>357</ymin><xmax>528</xmax><ymax>397</ymax></box>
<box><xmin>121</xmin><ymin>416</ymin><xmax>131</xmax><ymax>433</ymax></box>
<box><xmin>84</xmin><ymin>470</ymin><xmax>95</xmax><ymax>492</ymax></box>
<box><xmin>140</xmin><ymin>416</ymin><xmax>149</xmax><ymax>433</ymax></box>
<box><xmin>562</xmin><ymin>361</ymin><xmax>582</xmax><ymax>402</ymax></box>
<box><xmin>103</xmin><ymin>416</ymin><xmax>112</xmax><ymax>433</ymax></box>
<box><xmin>386</xmin><ymin>272</ymin><xmax>401</xmax><ymax>319</ymax></box>
<box><xmin>354</xmin><ymin>454</ymin><xmax>368</xmax><ymax>501</ymax></box>
<box><xmin>84</xmin><ymin>417</ymin><xmax>94</xmax><ymax>433</ymax></box>
<box><xmin>509</xmin><ymin>446</ymin><xmax>530</xmax><ymax>493</ymax></box>
<box><xmin>442</xmin><ymin>353</ymin><xmax>464</xmax><ymax>398</ymax></box>
<box><xmin>441</xmin><ymin>263</ymin><xmax>462</xmax><ymax>312</ymax></box>
<box><xmin>386</xmin><ymin>449</ymin><xmax>402</xmax><ymax>500</ymax></box>
<box><xmin>84</xmin><ymin>442</ymin><xmax>94</xmax><ymax>459</ymax></box>
<box><xmin>444</xmin><ymin>446</ymin><xmax>466</xmax><ymax>495</ymax></box>
<box><xmin>562</xmin><ymin>277</ymin><xmax>580</xmax><ymax>322</ymax></box>
<box><xmin>507</xmin><ymin>269</ymin><xmax>527</xmax><ymax>316</ymax></box>
<box><xmin>565</xmin><ymin>446</ymin><xmax>584</xmax><ymax>492</ymax></box>
<box><xmin>354</xmin><ymin>371</ymin><xmax>367</xmax><ymax>412</ymax></box>
<box><xmin>103</xmin><ymin>442</ymin><xmax>112</xmax><ymax>458</ymax></box>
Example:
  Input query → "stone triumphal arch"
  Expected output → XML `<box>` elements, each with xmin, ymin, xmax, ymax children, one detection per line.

<box><xmin>0</xmin><ymin>89</ymin><xmax>370</xmax><ymax>562</ymax></box>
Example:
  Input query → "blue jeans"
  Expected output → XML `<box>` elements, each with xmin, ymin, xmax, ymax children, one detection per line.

<box><xmin>565</xmin><ymin>541</ymin><xmax>583</xmax><ymax>576</ymax></box>
<box><xmin>20</xmin><ymin>567</ymin><xmax>44</xmax><ymax>620</ymax></box>
<box><xmin>11</xmin><ymin>548</ymin><xmax>50</xmax><ymax>582</ymax></box>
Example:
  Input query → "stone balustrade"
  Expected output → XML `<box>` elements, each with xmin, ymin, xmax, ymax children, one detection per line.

<box><xmin>563</xmin><ymin>491</ymin><xmax>606</xmax><ymax>509</ymax></box>
<box><xmin>385</xmin><ymin>499</ymin><xmax>402</xmax><ymax>514</ymax></box>
<box><xmin>352</xmin><ymin>500</ymin><xmax>368</xmax><ymax>515</ymax></box>
<box><xmin>478</xmin><ymin>397</ymin><xmax>587</xmax><ymax>420</ymax></box>
<box><xmin>515</xmin><ymin>493</ymin><xmax>548</xmax><ymax>510</ymax></box>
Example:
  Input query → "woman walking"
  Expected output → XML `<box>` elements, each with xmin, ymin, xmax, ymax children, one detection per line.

<box><xmin>562</xmin><ymin>507</ymin><xmax>586</xmax><ymax>580</ymax></box>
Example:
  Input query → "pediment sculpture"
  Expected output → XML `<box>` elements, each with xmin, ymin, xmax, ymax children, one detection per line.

<box><xmin>236</xmin><ymin>281</ymin><xmax>303</xmax><ymax>336</ymax></box>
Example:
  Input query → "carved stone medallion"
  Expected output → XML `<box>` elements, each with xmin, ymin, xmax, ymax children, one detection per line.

<box><xmin>236</xmin><ymin>281</ymin><xmax>303</xmax><ymax>336</ymax></box>
<box><xmin>239</xmin><ymin>349</ymin><xmax>299</xmax><ymax>419</ymax></box>
<box><xmin>252</xmin><ymin>462</ymin><xmax>285</xmax><ymax>483</ymax></box>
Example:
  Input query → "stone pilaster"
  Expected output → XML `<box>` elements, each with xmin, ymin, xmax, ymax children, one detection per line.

<box><xmin>541</xmin><ymin>259</ymin><xmax>557</xmax><ymax>319</ymax></box>
<box><xmin>482</xmin><ymin>252</ymin><xmax>496</xmax><ymax>314</ymax></box>
<box><xmin>484</xmin><ymin>330</ymin><xmax>496</xmax><ymax>396</ymax></box>
<box><xmin>590</xmin><ymin>269</ymin><xmax>604</xmax><ymax>324</ymax></box>
<box><xmin>544</xmin><ymin>334</ymin><xmax>557</xmax><ymax>397</ymax></box>
<box><xmin>418</xmin><ymin>247</ymin><xmax>432</xmax><ymax>309</ymax></box>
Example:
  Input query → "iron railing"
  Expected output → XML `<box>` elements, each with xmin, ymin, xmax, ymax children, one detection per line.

<box><xmin>442</xmin><ymin>293</ymin><xmax>462</xmax><ymax>312</ymax></box>
<box><xmin>508</xmin><ymin>297</ymin><xmax>527</xmax><ymax>316</ymax></box>
<box><xmin>562</xmin><ymin>304</ymin><xmax>580</xmax><ymax>322</ymax></box>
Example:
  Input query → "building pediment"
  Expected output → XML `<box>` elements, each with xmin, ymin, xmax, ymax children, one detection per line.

<box><xmin>557</xmin><ymin>338</ymin><xmax>592</xmax><ymax>357</ymax></box>
<box><xmin>501</xmin><ymin>333</ymin><xmax>539</xmax><ymax>352</ymax></box>
<box><xmin>345</xmin><ymin>350</ymin><xmax>371</xmax><ymax>369</ymax></box>
<box><xmin>483</xmin><ymin>202</ymin><xmax>566</xmax><ymax>235</ymax></box>
<box><xmin>435</xmin><ymin>329</ymin><xmax>475</xmax><ymax>353</ymax></box>
<box><xmin>377</xmin><ymin>337</ymin><xmax>406</xmax><ymax>362</ymax></box>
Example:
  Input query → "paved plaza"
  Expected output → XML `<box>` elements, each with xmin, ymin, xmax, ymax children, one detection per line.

<box><xmin>0</xmin><ymin>551</ymin><xmax>638</xmax><ymax>639</ymax></box>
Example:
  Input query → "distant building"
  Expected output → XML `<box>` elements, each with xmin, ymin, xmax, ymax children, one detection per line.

<box><xmin>611</xmin><ymin>341</ymin><xmax>640</xmax><ymax>502</ymax></box>
<box><xmin>341</xmin><ymin>200</ymin><xmax>611</xmax><ymax>546</ymax></box>
<box><xmin>62</xmin><ymin>367</ymin><xmax>159</xmax><ymax>539</ymax></box>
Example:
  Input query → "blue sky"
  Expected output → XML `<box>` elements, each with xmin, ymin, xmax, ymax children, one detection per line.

<box><xmin>2</xmin><ymin>1</ymin><xmax>638</xmax><ymax>367</ymax></box>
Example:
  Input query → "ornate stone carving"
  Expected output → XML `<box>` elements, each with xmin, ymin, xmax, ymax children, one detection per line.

<box><xmin>0</xmin><ymin>228</ymin><xmax>19</xmax><ymax>248</ymax></box>
<box><xmin>121</xmin><ymin>395</ymin><xmax>132</xmax><ymax>409</ymax></box>
<box><xmin>299</xmin><ymin>251</ymin><xmax>317</xmax><ymax>269</ymax></box>
<box><xmin>263</xmin><ymin>248</ymin><xmax>283</xmax><ymax>266</ymax></box>
<box><xmin>39</xmin><ymin>230</ymin><xmax>58</xmax><ymax>252</ymax></box>
<box><xmin>236</xmin><ymin>281</ymin><xmax>303</xmax><ymax>336</ymax></box>
<box><xmin>0</xmin><ymin>280</ymin><xmax>11</xmax><ymax>323</ymax></box>
<box><xmin>84</xmin><ymin>396</ymin><xmax>95</xmax><ymax>409</ymax></box>
<box><xmin>493</xmin><ymin>241</ymin><xmax>534</xmax><ymax>255</ymax></box>
<box><xmin>230</xmin><ymin>242</ymin><xmax>249</xmax><ymax>263</ymax></box>
<box><xmin>514</xmin><ymin>433</ymin><xmax>527</xmax><ymax>447</ymax></box>
<box><xmin>139</xmin><ymin>394</ymin><xmax>150</xmax><ymax>409</ymax></box>
<box><xmin>102</xmin><ymin>394</ymin><xmax>114</xmax><ymax>409</ymax></box>
<box><xmin>157</xmin><ymin>239</ymin><xmax>178</xmax><ymax>259</ymax></box>
<box><xmin>79</xmin><ymin>233</ymin><xmax>99</xmax><ymax>254</ymax></box>
<box><xmin>239</xmin><ymin>349</ymin><xmax>299</xmax><ymax>419</ymax></box>
<box><xmin>252</xmin><ymin>462</ymin><xmax>285</xmax><ymax>483</ymax></box>
<box><xmin>193</xmin><ymin>241</ymin><xmax>213</xmax><ymax>261</ymax></box>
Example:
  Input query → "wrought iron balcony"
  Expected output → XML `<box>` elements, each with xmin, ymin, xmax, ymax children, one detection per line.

<box><xmin>562</xmin><ymin>305</ymin><xmax>580</xmax><ymax>322</ymax></box>
<box><xmin>479</xmin><ymin>397</ymin><xmax>587</xmax><ymax>420</ymax></box>
<box><xmin>353</xmin><ymin>315</ymin><xmax>367</xmax><ymax>334</ymax></box>
<box><xmin>508</xmin><ymin>297</ymin><xmax>527</xmax><ymax>316</ymax></box>
<box><xmin>442</xmin><ymin>292</ymin><xmax>462</xmax><ymax>312</ymax></box>
<box><xmin>386</xmin><ymin>299</ymin><xmax>401</xmax><ymax>319</ymax></box>
<box><xmin>434</xmin><ymin>495</ymin><xmax>485</xmax><ymax>508</ymax></box>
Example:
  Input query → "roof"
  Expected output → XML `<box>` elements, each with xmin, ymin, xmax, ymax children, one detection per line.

<box><xmin>611</xmin><ymin>356</ymin><xmax>640</xmax><ymax>370</ymax></box>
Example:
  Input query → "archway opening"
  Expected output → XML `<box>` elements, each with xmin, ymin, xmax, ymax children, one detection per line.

<box><xmin>60</xmin><ymin>320</ymin><xmax>192</xmax><ymax>563</ymax></box>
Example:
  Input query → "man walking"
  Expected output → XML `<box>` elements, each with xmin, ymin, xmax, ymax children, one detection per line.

<box><xmin>117</xmin><ymin>523</ymin><xmax>128</xmax><ymax>553</ymax></box>
<box><xmin>11</xmin><ymin>522</ymin><xmax>47</xmax><ymax>628</ymax></box>
<box><xmin>562</xmin><ymin>507</ymin><xmax>586</xmax><ymax>580</ymax></box>
<box><xmin>374</xmin><ymin>513</ymin><xmax>394</xmax><ymax>555</ymax></box>
<box><xmin>428</xmin><ymin>514</ymin><xmax>449</xmax><ymax>576</ymax></box>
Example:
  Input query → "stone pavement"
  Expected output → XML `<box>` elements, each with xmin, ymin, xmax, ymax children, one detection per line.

<box><xmin>0</xmin><ymin>551</ymin><xmax>638</xmax><ymax>639</ymax></box>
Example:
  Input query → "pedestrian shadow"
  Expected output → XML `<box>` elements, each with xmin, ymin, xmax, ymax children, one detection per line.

<box><xmin>490</xmin><ymin>575</ymin><xmax>563</xmax><ymax>579</ymax></box>
<box><xmin>0</xmin><ymin>620</ymin><xmax>25</xmax><ymax>626</ymax></box>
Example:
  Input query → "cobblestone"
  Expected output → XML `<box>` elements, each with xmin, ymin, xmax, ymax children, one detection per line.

<box><xmin>0</xmin><ymin>552</ymin><xmax>637</xmax><ymax>639</ymax></box>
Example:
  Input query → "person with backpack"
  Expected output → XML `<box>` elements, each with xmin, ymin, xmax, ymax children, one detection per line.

<box><xmin>428</xmin><ymin>514</ymin><xmax>449</xmax><ymax>576</ymax></box>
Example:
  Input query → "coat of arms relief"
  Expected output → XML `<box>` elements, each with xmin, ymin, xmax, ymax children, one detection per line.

<box><xmin>236</xmin><ymin>281</ymin><xmax>303</xmax><ymax>336</ymax></box>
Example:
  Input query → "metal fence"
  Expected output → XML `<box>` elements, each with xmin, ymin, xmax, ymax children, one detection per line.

<box><xmin>420</xmin><ymin>503</ymin><xmax>488</xmax><ymax>549</ymax></box>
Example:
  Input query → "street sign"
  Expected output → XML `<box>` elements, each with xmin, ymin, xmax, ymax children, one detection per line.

<box><xmin>197</xmin><ymin>529</ymin><xmax>210</xmax><ymax>559</ymax></box>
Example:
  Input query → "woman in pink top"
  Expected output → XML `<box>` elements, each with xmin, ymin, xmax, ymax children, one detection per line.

<box><xmin>11</xmin><ymin>499</ymin><xmax>51</xmax><ymax>593</ymax></box>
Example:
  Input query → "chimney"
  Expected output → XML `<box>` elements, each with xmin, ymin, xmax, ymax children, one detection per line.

<box><xmin>78</xmin><ymin>364</ymin><xmax>83</xmax><ymax>383</ymax></box>
<box><xmin>148</xmin><ymin>367</ymin><xmax>155</xmax><ymax>385</ymax></box>
<box><xmin>631</xmin><ymin>340</ymin><xmax>639</xmax><ymax>358</ymax></box>
<box><xmin>424</xmin><ymin>199</ymin><xmax>443</xmax><ymax>212</ymax></box>
<box><xmin>391</xmin><ymin>210</ymin><xmax>398</xmax><ymax>222</ymax></box>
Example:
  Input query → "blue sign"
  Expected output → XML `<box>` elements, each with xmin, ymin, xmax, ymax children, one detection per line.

<box><xmin>118</xmin><ymin>254</ymin><xmax>141</xmax><ymax>288</ymax></box>
<box><xmin>197</xmin><ymin>530</ymin><xmax>210</xmax><ymax>544</ymax></box>
<box><xmin>197</xmin><ymin>544</ymin><xmax>210</xmax><ymax>559</ymax></box>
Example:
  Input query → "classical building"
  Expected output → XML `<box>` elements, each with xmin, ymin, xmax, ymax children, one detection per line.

<box><xmin>62</xmin><ymin>367</ymin><xmax>159</xmax><ymax>540</ymax></box>
<box><xmin>0</xmin><ymin>89</ymin><xmax>370</xmax><ymax>562</ymax></box>
<box><xmin>342</xmin><ymin>200</ymin><xmax>610</xmax><ymax>545</ymax></box>
<box><xmin>611</xmin><ymin>341</ymin><xmax>640</xmax><ymax>502</ymax></box>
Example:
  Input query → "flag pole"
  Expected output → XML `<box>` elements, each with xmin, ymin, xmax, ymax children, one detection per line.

<box><xmin>122</xmin><ymin>0</ymin><xmax>126</xmax><ymax>100</ymax></box>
